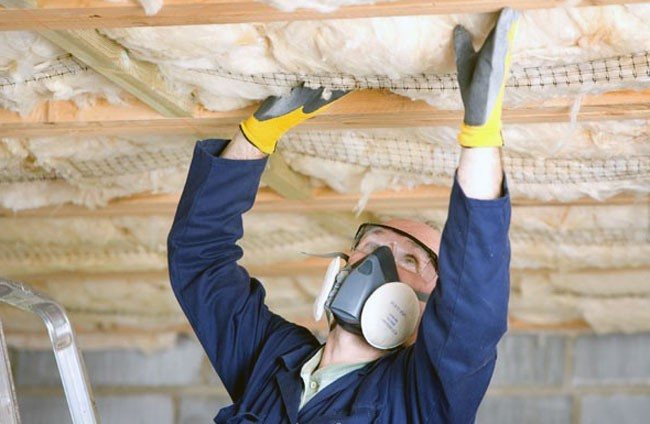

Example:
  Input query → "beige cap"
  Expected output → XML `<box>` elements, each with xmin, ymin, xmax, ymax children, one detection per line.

<box><xmin>382</xmin><ymin>218</ymin><xmax>441</xmax><ymax>255</ymax></box>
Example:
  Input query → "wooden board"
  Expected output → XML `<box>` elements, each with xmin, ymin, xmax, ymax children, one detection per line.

<box><xmin>2</xmin><ymin>0</ymin><xmax>193</xmax><ymax>117</ymax></box>
<box><xmin>2</xmin><ymin>185</ymin><xmax>645</xmax><ymax>218</ymax></box>
<box><xmin>0</xmin><ymin>0</ymin><xmax>646</xmax><ymax>30</ymax></box>
<box><xmin>2</xmin><ymin>89</ymin><xmax>649</xmax><ymax>138</ymax></box>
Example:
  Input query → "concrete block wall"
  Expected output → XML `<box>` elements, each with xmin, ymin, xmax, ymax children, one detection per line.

<box><xmin>9</xmin><ymin>332</ymin><xmax>650</xmax><ymax>423</ymax></box>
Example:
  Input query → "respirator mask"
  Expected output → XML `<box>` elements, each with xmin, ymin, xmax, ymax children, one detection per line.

<box><xmin>313</xmin><ymin>223</ymin><xmax>439</xmax><ymax>350</ymax></box>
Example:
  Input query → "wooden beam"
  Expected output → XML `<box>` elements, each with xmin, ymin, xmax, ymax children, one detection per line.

<box><xmin>1</xmin><ymin>186</ymin><xmax>646</xmax><ymax>218</ymax></box>
<box><xmin>3</xmin><ymin>330</ymin><xmax>185</xmax><ymax>351</ymax></box>
<box><xmin>261</xmin><ymin>153</ymin><xmax>312</xmax><ymax>200</ymax></box>
<box><xmin>1</xmin><ymin>317</ymin><xmax>591</xmax><ymax>352</ymax></box>
<box><xmin>2</xmin><ymin>89</ymin><xmax>649</xmax><ymax>138</ymax></box>
<box><xmin>1</xmin><ymin>0</ymin><xmax>309</xmax><ymax>200</ymax></box>
<box><xmin>1</xmin><ymin>0</ymin><xmax>192</xmax><ymax>117</ymax></box>
<box><xmin>0</xmin><ymin>0</ymin><xmax>646</xmax><ymax>30</ymax></box>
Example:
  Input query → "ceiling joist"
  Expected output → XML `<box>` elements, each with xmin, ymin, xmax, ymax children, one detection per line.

<box><xmin>4</xmin><ymin>0</ymin><xmax>192</xmax><ymax>117</ymax></box>
<box><xmin>2</xmin><ymin>186</ymin><xmax>645</xmax><ymax>218</ymax></box>
<box><xmin>0</xmin><ymin>0</ymin><xmax>646</xmax><ymax>30</ymax></box>
<box><xmin>1</xmin><ymin>1</ymin><xmax>309</xmax><ymax>200</ymax></box>
<box><xmin>2</xmin><ymin>89</ymin><xmax>649</xmax><ymax>138</ymax></box>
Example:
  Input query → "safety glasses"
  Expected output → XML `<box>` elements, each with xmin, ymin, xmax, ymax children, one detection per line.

<box><xmin>351</xmin><ymin>223</ymin><xmax>439</xmax><ymax>289</ymax></box>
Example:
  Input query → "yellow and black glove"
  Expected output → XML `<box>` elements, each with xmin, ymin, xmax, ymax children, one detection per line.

<box><xmin>240</xmin><ymin>85</ymin><xmax>349</xmax><ymax>155</ymax></box>
<box><xmin>454</xmin><ymin>8</ymin><xmax>519</xmax><ymax>148</ymax></box>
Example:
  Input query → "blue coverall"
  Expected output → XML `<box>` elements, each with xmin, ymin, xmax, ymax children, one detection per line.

<box><xmin>167</xmin><ymin>139</ymin><xmax>512</xmax><ymax>423</ymax></box>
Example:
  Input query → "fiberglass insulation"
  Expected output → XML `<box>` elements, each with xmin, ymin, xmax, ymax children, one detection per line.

<box><xmin>2</xmin><ymin>5</ymin><xmax>650</xmax><ymax>114</ymax></box>
<box><xmin>1</xmin><ymin>119</ymin><xmax>647</xmax><ymax>210</ymax></box>
<box><xmin>1</xmin><ymin>5</ymin><xmax>649</xmax><ymax>210</ymax></box>
<box><xmin>1</xmin><ymin>4</ymin><xmax>649</xmax><ymax>340</ymax></box>
<box><xmin>97</xmin><ymin>4</ymin><xmax>650</xmax><ymax>111</ymax></box>
<box><xmin>1</xmin><ymin>205</ymin><xmax>648</xmax><ymax>334</ymax></box>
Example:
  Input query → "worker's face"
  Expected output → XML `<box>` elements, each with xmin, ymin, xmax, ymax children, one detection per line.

<box><xmin>348</xmin><ymin>227</ymin><xmax>439</xmax><ymax>310</ymax></box>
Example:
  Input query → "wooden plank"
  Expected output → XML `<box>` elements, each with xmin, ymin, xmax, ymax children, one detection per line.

<box><xmin>0</xmin><ymin>0</ymin><xmax>646</xmax><ymax>30</ymax></box>
<box><xmin>38</xmin><ymin>28</ymin><xmax>193</xmax><ymax>117</ymax></box>
<box><xmin>1</xmin><ymin>0</ymin><xmax>192</xmax><ymax>117</ymax></box>
<box><xmin>1</xmin><ymin>186</ymin><xmax>646</xmax><ymax>218</ymax></box>
<box><xmin>1</xmin><ymin>316</ymin><xmax>591</xmax><ymax>352</ymax></box>
<box><xmin>3</xmin><ymin>330</ymin><xmax>185</xmax><ymax>351</ymax></box>
<box><xmin>1</xmin><ymin>0</ymin><xmax>307</xmax><ymax>200</ymax></box>
<box><xmin>2</xmin><ymin>89</ymin><xmax>650</xmax><ymax>138</ymax></box>
<box><xmin>261</xmin><ymin>153</ymin><xmax>312</xmax><ymax>200</ymax></box>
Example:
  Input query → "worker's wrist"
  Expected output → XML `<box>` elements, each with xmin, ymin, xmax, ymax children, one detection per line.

<box><xmin>220</xmin><ymin>128</ymin><xmax>269</xmax><ymax>160</ymax></box>
<box><xmin>457</xmin><ymin>123</ymin><xmax>503</xmax><ymax>148</ymax></box>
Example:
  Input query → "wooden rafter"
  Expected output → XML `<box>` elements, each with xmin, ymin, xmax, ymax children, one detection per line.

<box><xmin>3</xmin><ymin>0</ymin><xmax>192</xmax><ymax>117</ymax></box>
<box><xmin>0</xmin><ymin>2</ymin><xmax>312</xmax><ymax>200</ymax></box>
<box><xmin>2</xmin><ymin>89</ymin><xmax>649</xmax><ymax>138</ymax></box>
<box><xmin>0</xmin><ymin>0</ymin><xmax>646</xmax><ymax>30</ymax></box>
<box><xmin>261</xmin><ymin>154</ymin><xmax>312</xmax><ymax>200</ymax></box>
<box><xmin>3</xmin><ymin>268</ymin><xmax>623</xmax><ymax>333</ymax></box>
<box><xmin>0</xmin><ymin>318</ymin><xmax>591</xmax><ymax>351</ymax></box>
<box><xmin>2</xmin><ymin>186</ymin><xmax>646</xmax><ymax>218</ymax></box>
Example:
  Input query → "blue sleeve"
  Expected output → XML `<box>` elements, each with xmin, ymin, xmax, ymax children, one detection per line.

<box><xmin>167</xmin><ymin>139</ymin><xmax>303</xmax><ymax>402</ymax></box>
<box><xmin>401</xmin><ymin>174</ymin><xmax>511</xmax><ymax>423</ymax></box>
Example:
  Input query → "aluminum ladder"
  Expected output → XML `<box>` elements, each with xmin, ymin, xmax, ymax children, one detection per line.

<box><xmin>0</xmin><ymin>277</ymin><xmax>100</xmax><ymax>423</ymax></box>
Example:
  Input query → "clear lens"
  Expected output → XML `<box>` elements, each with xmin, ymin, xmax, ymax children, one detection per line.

<box><xmin>352</xmin><ymin>224</ymin><xmax>438</xmax><ymax>287</ymax></box>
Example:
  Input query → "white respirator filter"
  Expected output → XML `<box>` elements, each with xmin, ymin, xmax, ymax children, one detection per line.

<box><xmin>360</xmin><ymin>283</ymin><xmax>420</xmax><ymax>350</ymax></box>
<box><xmin>313</xmin><ymin>256</ymin><xmax>341</xmax><ymax>321</ymax></box>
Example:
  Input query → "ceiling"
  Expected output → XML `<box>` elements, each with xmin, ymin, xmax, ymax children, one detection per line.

<box><xmin>0</xmin><ymin>0</ymin><xmax>648</xmax><ymax>350</ymax></box>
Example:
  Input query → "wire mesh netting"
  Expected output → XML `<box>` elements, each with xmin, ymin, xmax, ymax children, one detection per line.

<box><xmin>511</xmin><ymin>227</ymin><xmax>650</xmax><ymax>245</ymax></box>
<box><xmin>2</xmin><ymin>131</ymin><xmax>648</xmax><ymax>189</ymax></box>
<box><xmin>280</xmin><ymin>132</ymin><xmax>650</xmax><ymax>185</ymax></box>
<box><xmin>0</xmin><ymin>147</ymin><xmax>192</xmax><ymax>183</ymax></box>
<box><xmin>193</xmin><ymin>51</ymin><xmax>650</xmax><ymax>91</ymax></box>
<box><xmin>55</xmin><ymin>148</ymin><xmax>193</xmax><ymax>180</ymax></box>
<box><xmin>0</xmin><ymin>218</ymin><xmax>646</xmax><ymax>270</ymax></box>
<box><xmin>0</xmin><ymin>55</ymin><xmax>90</xmax><ymax>88</ymax></box>
<box><xmin>0</xmin><ymin>163</ymin><xmax>57</xmax><ymax>183</ymax></box>
<box><xmin>2</xmin><ymin>52</ymin><xmax>649</xmax><ymax>92</ymax></box>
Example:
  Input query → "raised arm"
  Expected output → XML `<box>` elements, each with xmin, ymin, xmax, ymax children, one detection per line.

<box><xmin>167</xmin><ymin>135</ymin><xmax>272</xmax><ymax>401</ymax></box>
<box><xmin>396</xmin><ymin>9</ymin><xmax>518</xmax><ymax>423</ymax></box>
<box><xmin>167</xmin><ymin>86</ymin><xmax>347</xmax><ymax>402</ymax></box>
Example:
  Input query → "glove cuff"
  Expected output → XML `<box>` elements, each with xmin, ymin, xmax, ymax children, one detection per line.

<box><xmin>240</xmin><ymin>105</ymin><xmax>324</xmax><ymax>155</ymax></box>
<box><xmin>457</xmin><ymin>123</ymin><xmax>503</xmax><ymax>148</ymax></box>
<box><xmin>240</xmin><ymin>115</ymin><xmax>284</xmax><ymax>155</ymax></box>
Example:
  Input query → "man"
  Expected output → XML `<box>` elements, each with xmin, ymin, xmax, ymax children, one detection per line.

<box><xmin>168</xmin><ymin>8</ymin><xmax>517</xmax><ymax>423</ymax></box>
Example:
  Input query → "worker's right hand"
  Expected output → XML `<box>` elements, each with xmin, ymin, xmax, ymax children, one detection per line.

<box><xmin>240</xmin><ymin>85</ymin><xmax>348</xmax><ymax>155</ymax></box>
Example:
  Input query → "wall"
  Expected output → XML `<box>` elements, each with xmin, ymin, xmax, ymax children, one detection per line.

<box><xmin>9</xmin><ymin>331</ymin><xmax>650</xmax><ymax>424</ymax></box>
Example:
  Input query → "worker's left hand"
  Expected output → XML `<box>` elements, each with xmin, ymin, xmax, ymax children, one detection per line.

<box><xmin>240</xmin><ymin>85</ymin><xmax>349</xmax><ymax>155</ymax></box>
<box><xmin>454</xmin><ymin>8</ymin><xmax>519</xmax><ymax>148</ymax></box>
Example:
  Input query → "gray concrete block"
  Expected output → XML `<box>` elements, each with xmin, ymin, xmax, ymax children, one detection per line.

<box><xmin>581</xmin><ymin>394</ymin><xmax>650</xmax><ymax>424</ymax></box>
<box><xmin>574</xmin><ymin>334</ymin><xmax>650</xmax><ymax>385</ymax></box>
<box><xmin>16</xmin><ymin>336</ymin><xmax>205</xmax><ymax>387</ymax></box>
<box><xmin>97</xmin><ymin>395</ymin><xmax>174</xmax><ymax>424</ymax></box>
<box><xmin>18</xmin><ymin>395</ymin><xmax>71</xmax><ymax>424</ymax></box>
<box><xmin>491</xmin><ymin>334</ymin><xmax>566</xmax><ymax>387</ymax></box>
<box><xmin>202</xmin><ymin>355</ymin><xmax>226</xmax><ymax>386</ymax></box>
<box><xmin>477</xmin><ymin>395</ymin><xmax>572</xmax><ymax>424</ymax></box>
<box><xmin>179</xmin><ymin>396</ymin><xmax>233</xmax><ymax>424</ymax></box>
<box><xmin>18</xmin><ymin>394</ymin><xmax>174</xmax><ymax>424</ymax></box>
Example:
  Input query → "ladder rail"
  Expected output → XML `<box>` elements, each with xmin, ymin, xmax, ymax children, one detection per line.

<box><xmin>0</xmin><ymin>277</ymin><xmax>100</xmax><ymax>424</ymax></box>
<box><xmin>0</xmin><ymin>319</ymin><xmax>20</xmax><ymax>424</ymax></box>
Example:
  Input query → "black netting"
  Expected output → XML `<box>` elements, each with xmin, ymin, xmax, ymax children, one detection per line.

<box><xmin>2</xmin><ymin>131</ymin><xmax>648</xmax><ymax>186</ymax></box>
<box><xmin>4</xmin><ymin>52</ymin><xmax>649</xmax><ymax>91</ymax></box>
<box><xmin>280</xmin><ymin>131</ymin><xmax>650</xmax><ymax>185</ymax></box>
<box><xmin>0</xmin><ymin>55</ymin><xmax>90</xmax><ymax>88</ymax></box>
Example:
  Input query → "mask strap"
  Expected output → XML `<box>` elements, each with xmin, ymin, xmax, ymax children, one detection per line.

<box><xmin>414</xmin><ymin>291</ymin><xmax>430</xmax><ymax>302</ymax></box>
<box><xmin>305</xmin><ymin>251</ymin><xmax>430</xmax><ymax>302</ymax></box>
<box><xmin>301</xmin><ymin>251</ymin><xmax>350</xmax><ymax>263</ymax></box>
